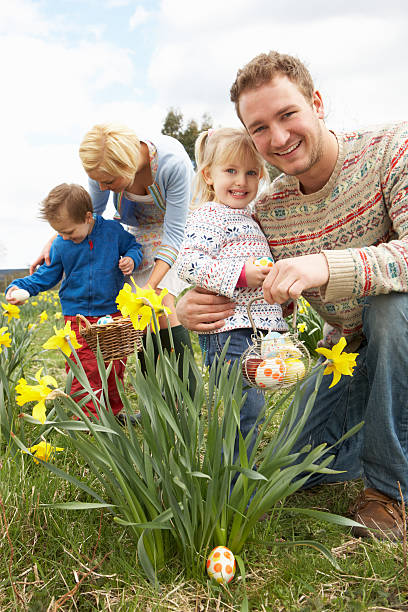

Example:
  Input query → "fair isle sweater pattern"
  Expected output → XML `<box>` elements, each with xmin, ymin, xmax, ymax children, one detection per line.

<box><xmin>176</xmin><ymin>201</ymin><xmax>288</xmax><ymax>334</ymax></box>
<box><xmin>255</xmin><ymin>122</ymin><xmax>408</xmax><ymax>349</ymax></box>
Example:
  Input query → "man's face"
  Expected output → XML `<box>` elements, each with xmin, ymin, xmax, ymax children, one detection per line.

<box><xmin>238</xmin><ymin>75</ymin><xmax>326</xmax><ymax>182</ymax></box>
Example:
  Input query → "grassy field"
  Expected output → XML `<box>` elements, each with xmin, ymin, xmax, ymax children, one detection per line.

<box><xmin>0</xmin><ymin>293</ymin><xmax>407</xmax><ymax>611</ymax></box>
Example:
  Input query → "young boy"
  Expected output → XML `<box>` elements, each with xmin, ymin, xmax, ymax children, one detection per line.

<box><xmin>6</xmin><ymin>183</ymin><xmax>143</xmax><ymax>418</ymax></box>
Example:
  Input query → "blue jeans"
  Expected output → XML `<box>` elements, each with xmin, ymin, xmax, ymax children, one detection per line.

<box><xmin>199</xmin><ymin>329</ymin><xmax>265</xmax><ymax>463</ymax></box>
<box><xmin>292</xmin><ymin>292</ymin><xmax>408</xmax><ymax>501</ymax></box>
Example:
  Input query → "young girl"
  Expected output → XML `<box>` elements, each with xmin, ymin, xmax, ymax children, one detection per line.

<box><xmin>176</xmin><ymin>127</ymin><xmax>288</xmax><ymax>461</ymax></box>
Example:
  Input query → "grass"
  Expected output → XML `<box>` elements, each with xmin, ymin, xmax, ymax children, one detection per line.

<box><xmin>1</xmin><ymin>294</ymin><xmax>407</xmax><ymax>610</ymax></box>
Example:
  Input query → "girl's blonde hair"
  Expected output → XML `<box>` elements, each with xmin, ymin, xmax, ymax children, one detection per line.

<box><xmin>79</xmin><ymin>122</ymin><xmax>141</xmax><ymax>181</ymax></box>
<box><xmin>193</xmin><ymin>127</ymin><xmax>269</xmax><ymax>206</ymax></box>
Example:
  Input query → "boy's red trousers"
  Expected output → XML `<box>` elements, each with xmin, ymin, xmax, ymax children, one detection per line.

<box><xmin>64</xmin><ymin>314</ymin><xmax>126</xmax><ymax>418</ymax></box>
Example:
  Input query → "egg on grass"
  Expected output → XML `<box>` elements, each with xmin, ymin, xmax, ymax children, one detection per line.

<box><xmin>206</xmin><ymin>546</ymin><xmax>236</xmax><ymax>584</ymax></box>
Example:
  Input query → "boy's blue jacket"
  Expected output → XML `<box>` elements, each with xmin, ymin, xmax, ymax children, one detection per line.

<box><xmin>6</xmin><ymin>215</ymin><xmax>143</xmax><ymax>316</ymax></box>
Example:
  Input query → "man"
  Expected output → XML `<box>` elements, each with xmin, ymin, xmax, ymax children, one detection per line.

<box><xmin>176</xmin><ymin>51</ymin><xmax>408</xmax><ymax>540</ymax></box>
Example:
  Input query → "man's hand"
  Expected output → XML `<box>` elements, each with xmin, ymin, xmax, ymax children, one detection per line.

<box><xmin>30</xmin><ymin>235</ymin><xmax>57</xmax><ymax>274</ymax></box>
<box><xmin>119</xmin><ymin>256</ymin><xmax>135</xmax><ymax>275</ymax></box>
<box><xmin>244</xmin><ymin>259</ymin><xmax>271</xmax><ymax>288</ymax></box>
<box><xmin>262</xmin><ymin>253</ymin><xmax>329</xmax><ymax>304</ymax></box>
<box><xmin>176</xmin><ymin>287</ymin><xmax>235</xmax><ymax>332</ymax></box>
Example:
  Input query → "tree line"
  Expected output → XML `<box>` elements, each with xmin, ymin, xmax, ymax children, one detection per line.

<box><xmin>161</xmin><ymin>108</ymin><xmax>279</xmax><ymax>180</ymax></box>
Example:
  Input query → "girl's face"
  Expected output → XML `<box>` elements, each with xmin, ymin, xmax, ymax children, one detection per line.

<box><xmin>88</xmin><ymin>169</ymin><xmax>133</xmax><ymax>193</ymax></box>
<box><xmin>203</xmin><ymin>159</ymin><xmax>261</xmax><ymax>209</ymax></box>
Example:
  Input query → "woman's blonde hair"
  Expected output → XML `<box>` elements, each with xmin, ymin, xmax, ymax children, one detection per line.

<box><xmin>79</xmin><ymin>122</ymin><xmax>141</xmax><ymax>181</ymax></box>
<box><xmin>193</xmin><ymin>127</ymin><xmax>269</xmax><ymax>207</ymax></box>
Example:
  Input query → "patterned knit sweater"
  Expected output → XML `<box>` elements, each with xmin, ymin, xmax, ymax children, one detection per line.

<box><xmin>255</xmin><ymin>122</ymin><xmax>408</xmax><ymax>349</ymax></box>
<box><xmin>176</xmin><ymin>201</ymin><xmax>288</xmax><ymax>334</ymax></box>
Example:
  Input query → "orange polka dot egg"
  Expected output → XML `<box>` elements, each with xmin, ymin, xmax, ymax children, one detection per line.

<box><xmin>206</xmin><ymin>546</ymin><xmax>236</xmax><ymax>584</ymax></box>
<box><xmin>255</xmin><ymin>357</ymin><xmax>286</xmax><ymax>388</ymax></box>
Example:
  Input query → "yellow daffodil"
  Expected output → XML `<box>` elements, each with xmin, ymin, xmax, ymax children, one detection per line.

<box><xmin>0</xmin><ymin>327</ymin><xmax>11</xmax><ymax>353</ymax></box>
<box><xmin>316</xmin><ymin>337</ymin><xmax>358</xmax><ymax>388</ymax></box>
<box><xmin>116</xmin><ymin>281</ymin><xmax>171</xmax><ymax>332</ymax></box>
<box><xmin>27</xmin><ymin>323</ymin><xmax>36</xmax><ymax>331</ymax></box>
<box><xmin>15</xmin><ymin>368</ymin><xmax>58</xmax><ymax>423</ymax></box>
<box><xmin>1</xmin><ymin>302</ymin><xmax>20</xmax><ymax>322</ymax></box>
<box><xmin>32</xmin><ymin>301</ymin><xmax>38</xmax><ymax>306</ymax></box>
<box><xmin>54</xmin><ymin>312</ymin><xmax>63</xmax><ymax>320</ymax></box>
<box><xmin>24</xmin><ymin>440</ymin><xmax>64</xmax><ymax>464</ymax></box>
<box><xmin>39</xmin><ymin>310</ymin><xmax>48</xmax><ymax>323</ymax></box>
<box><xmin>42</xmin><ymin>320</ymin><xmax>82</xmax><ymax>356</ymax></box>
<box><xmin>297</xmin><ymin>322</ymin><xmax>307</xmax><ymax>333</ymax></box>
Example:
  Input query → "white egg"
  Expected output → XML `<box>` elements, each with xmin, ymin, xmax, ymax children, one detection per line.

<box><xmin>12</xmin><ymin>288</ymin><xmax>30</xmax><ymax>302</ymax></box>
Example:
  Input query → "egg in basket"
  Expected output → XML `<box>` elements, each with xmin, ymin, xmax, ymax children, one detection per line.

<box><xmin>241</xmin><ymin>297</ymin><xmax>311</xmax><ymax>390</ymax></box>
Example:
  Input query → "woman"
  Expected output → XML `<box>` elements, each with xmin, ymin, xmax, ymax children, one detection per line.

<box><xmin>33</xmin><ymin>122</ymin><xmax>196</xmax><ymax>396</ymax></box>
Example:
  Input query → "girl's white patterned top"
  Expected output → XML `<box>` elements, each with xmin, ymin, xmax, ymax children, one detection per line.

<box><xmin>176</xmin><ymin>201</ymin><xmax>288</xmax><ymax>334</ymax></box>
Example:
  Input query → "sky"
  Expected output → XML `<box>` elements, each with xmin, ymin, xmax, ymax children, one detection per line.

<box><xmin>1</xmin><ymin>0</ymin><xmax>408</xmax><ymax>268</ymax></box>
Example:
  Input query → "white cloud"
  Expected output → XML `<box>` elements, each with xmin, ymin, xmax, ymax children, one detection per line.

<box><xmin>0</xmin><ymin>0</ymin><xmax>50</xmax><ymax>36</ymax></box>
<box><xmin>2</xmin><ymin>0</ymin><xmax>408</xmax><ymax>269</ymax></box>
<box><xmin>129</xmin><ymin>6</ymin><xmax>150</xmax><ymax>29</ymax></box>
<box><xmin>149</xmin><ymin>1</ymin><xmax>408</xmax><ymax>131</ymax></box>
<box><xmin>0</xmin><ymin>1</ymin><xmax>155</xmax><ymax>268</ymax></box>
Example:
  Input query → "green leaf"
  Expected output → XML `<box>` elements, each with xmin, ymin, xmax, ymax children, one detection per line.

<box><xmin>137</xmin><ymin>531</ymin><xmax>158</xmax><ymax>588</ymax></box>
<box><xmin>44</xmin><ymin>502</ymin><xmax>115</xmax><ymax>510</ymax></box>
<box><xmin>285</xmin><ymin>507</ymin><xmax>365</xmax><ymax>528</ymax></box>
<box><xmin>274</xmin><ymin>539</ymin><xmax>342</xmax><ymax>570</ymax></box>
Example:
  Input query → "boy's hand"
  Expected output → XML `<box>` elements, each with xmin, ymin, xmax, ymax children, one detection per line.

<box><xmin>6</xmin><ymin>286</ymin><xmax>28</xmax><ymax>305</ymax></box>
<box><xmin>244</xmin><ymin>259</ymin><xmax>271</xmax><ymax>288</ymax></box>
<box><xmin>119</xmin><ymin>256</ymin><xmax>135</xmax><ymax>275</ymax></box>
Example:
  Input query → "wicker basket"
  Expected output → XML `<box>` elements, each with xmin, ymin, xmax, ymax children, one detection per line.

<box><xmin>76</xmin><ymin>314</ymin><xmax>143</xmax><ymax>361</ymax></box>
<box><xmin>241</xmin><ymin>298</ymin><xmax>311</xmax><ymax>391</ymax></box>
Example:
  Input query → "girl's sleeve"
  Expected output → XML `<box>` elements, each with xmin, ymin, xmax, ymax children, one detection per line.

<box><xmin>175</xmin><ymin>210</ymin><xmax>246</xmax><ymax>298</ymax></box>
<box><xmin>155</xmin><ymin>156</ymin><xmax>194</xmax><ymax>267</ymax></box>
<box><xmin>88</xmin><ymin>178</ymin><xmax>110</xmax><ymax>215</ymax></box>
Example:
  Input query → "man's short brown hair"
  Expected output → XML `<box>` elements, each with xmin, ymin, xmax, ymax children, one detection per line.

<box><xmin>230</xmin><ymin>51</ymin><xmax>315</xmax><ymax>121</ymax></box>
<box><xmin>40</xmin><ymin>183</ymin><xmax>93</xmax><ymax>223</ymax></box>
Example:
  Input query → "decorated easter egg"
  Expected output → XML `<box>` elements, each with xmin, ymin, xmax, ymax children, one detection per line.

<box><xmin>242</xmin><ymin>356</ymin><xmax>263</xmax><ymax>384</ymax></box>
<box><xmin>254</xmin><ymin>256</ymin><xmax>274</xmax><ymax>267</ymax></box>
<box><xmin>261</xmin><ymin>332</ymin><xmax>289</xmax><ymax>358</ymax></box>
<box><xmin>12</xmin><ymin>288</ymin><xmax>30</xmax><ymax>303</ymax></box>
<box><xmin>96</xmin><ymin>315</ymin><xmax>114</xmax><ymax>326</ymax></box>
<box><xmin>206</xmin><ymin>546</ymin><xmax>236</xmax><ymax>584</ymax></box>
<box><xmin>283</xmin><ymin>358</ymin><xmax>306</xmax><ymax>384</ymax></box>
<box><xmin>255</xmin><ymin>357</ymin><xmax>286</xmax><ymax>388</ymax></box>
<box><xmin>278</xmin><ymin>341</ymin><xmax>303</xmax><ymax>360</ymax></box>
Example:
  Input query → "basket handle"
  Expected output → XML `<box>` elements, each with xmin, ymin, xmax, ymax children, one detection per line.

<box><xmin>246</xmin><ymin>296</ymin><xmax>298</xmax><ymax>334</ymax></box>
<box><xmin>76</xmin><ymin>314</ymin><xmax>92</xmax><ymax>335</ymax></box>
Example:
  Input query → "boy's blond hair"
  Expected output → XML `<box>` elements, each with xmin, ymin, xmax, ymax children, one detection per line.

<box><xmin>230</xmin><ymin>51</ymin><xmax>315</xmax><ymax>121</ymax></box>
<box><xmin>40</xmin><ymin>183</ymin><xmax>93</xmax><ymax>223</ymax></box>
<box><xmin>193</xmin><ymin>127</ymin><xmax>269</xmax><ymax>207</ymax></box>
<box><xmin>79</xmin><ymin>122</ymin><xmax>141</xmax><ymax>181</ymax></box>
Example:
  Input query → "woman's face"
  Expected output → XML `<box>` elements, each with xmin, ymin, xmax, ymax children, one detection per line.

<box><xmin>88</xmin><ymin>170</ymin><xmax>133</xmax><ymax>193</ymax></box>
